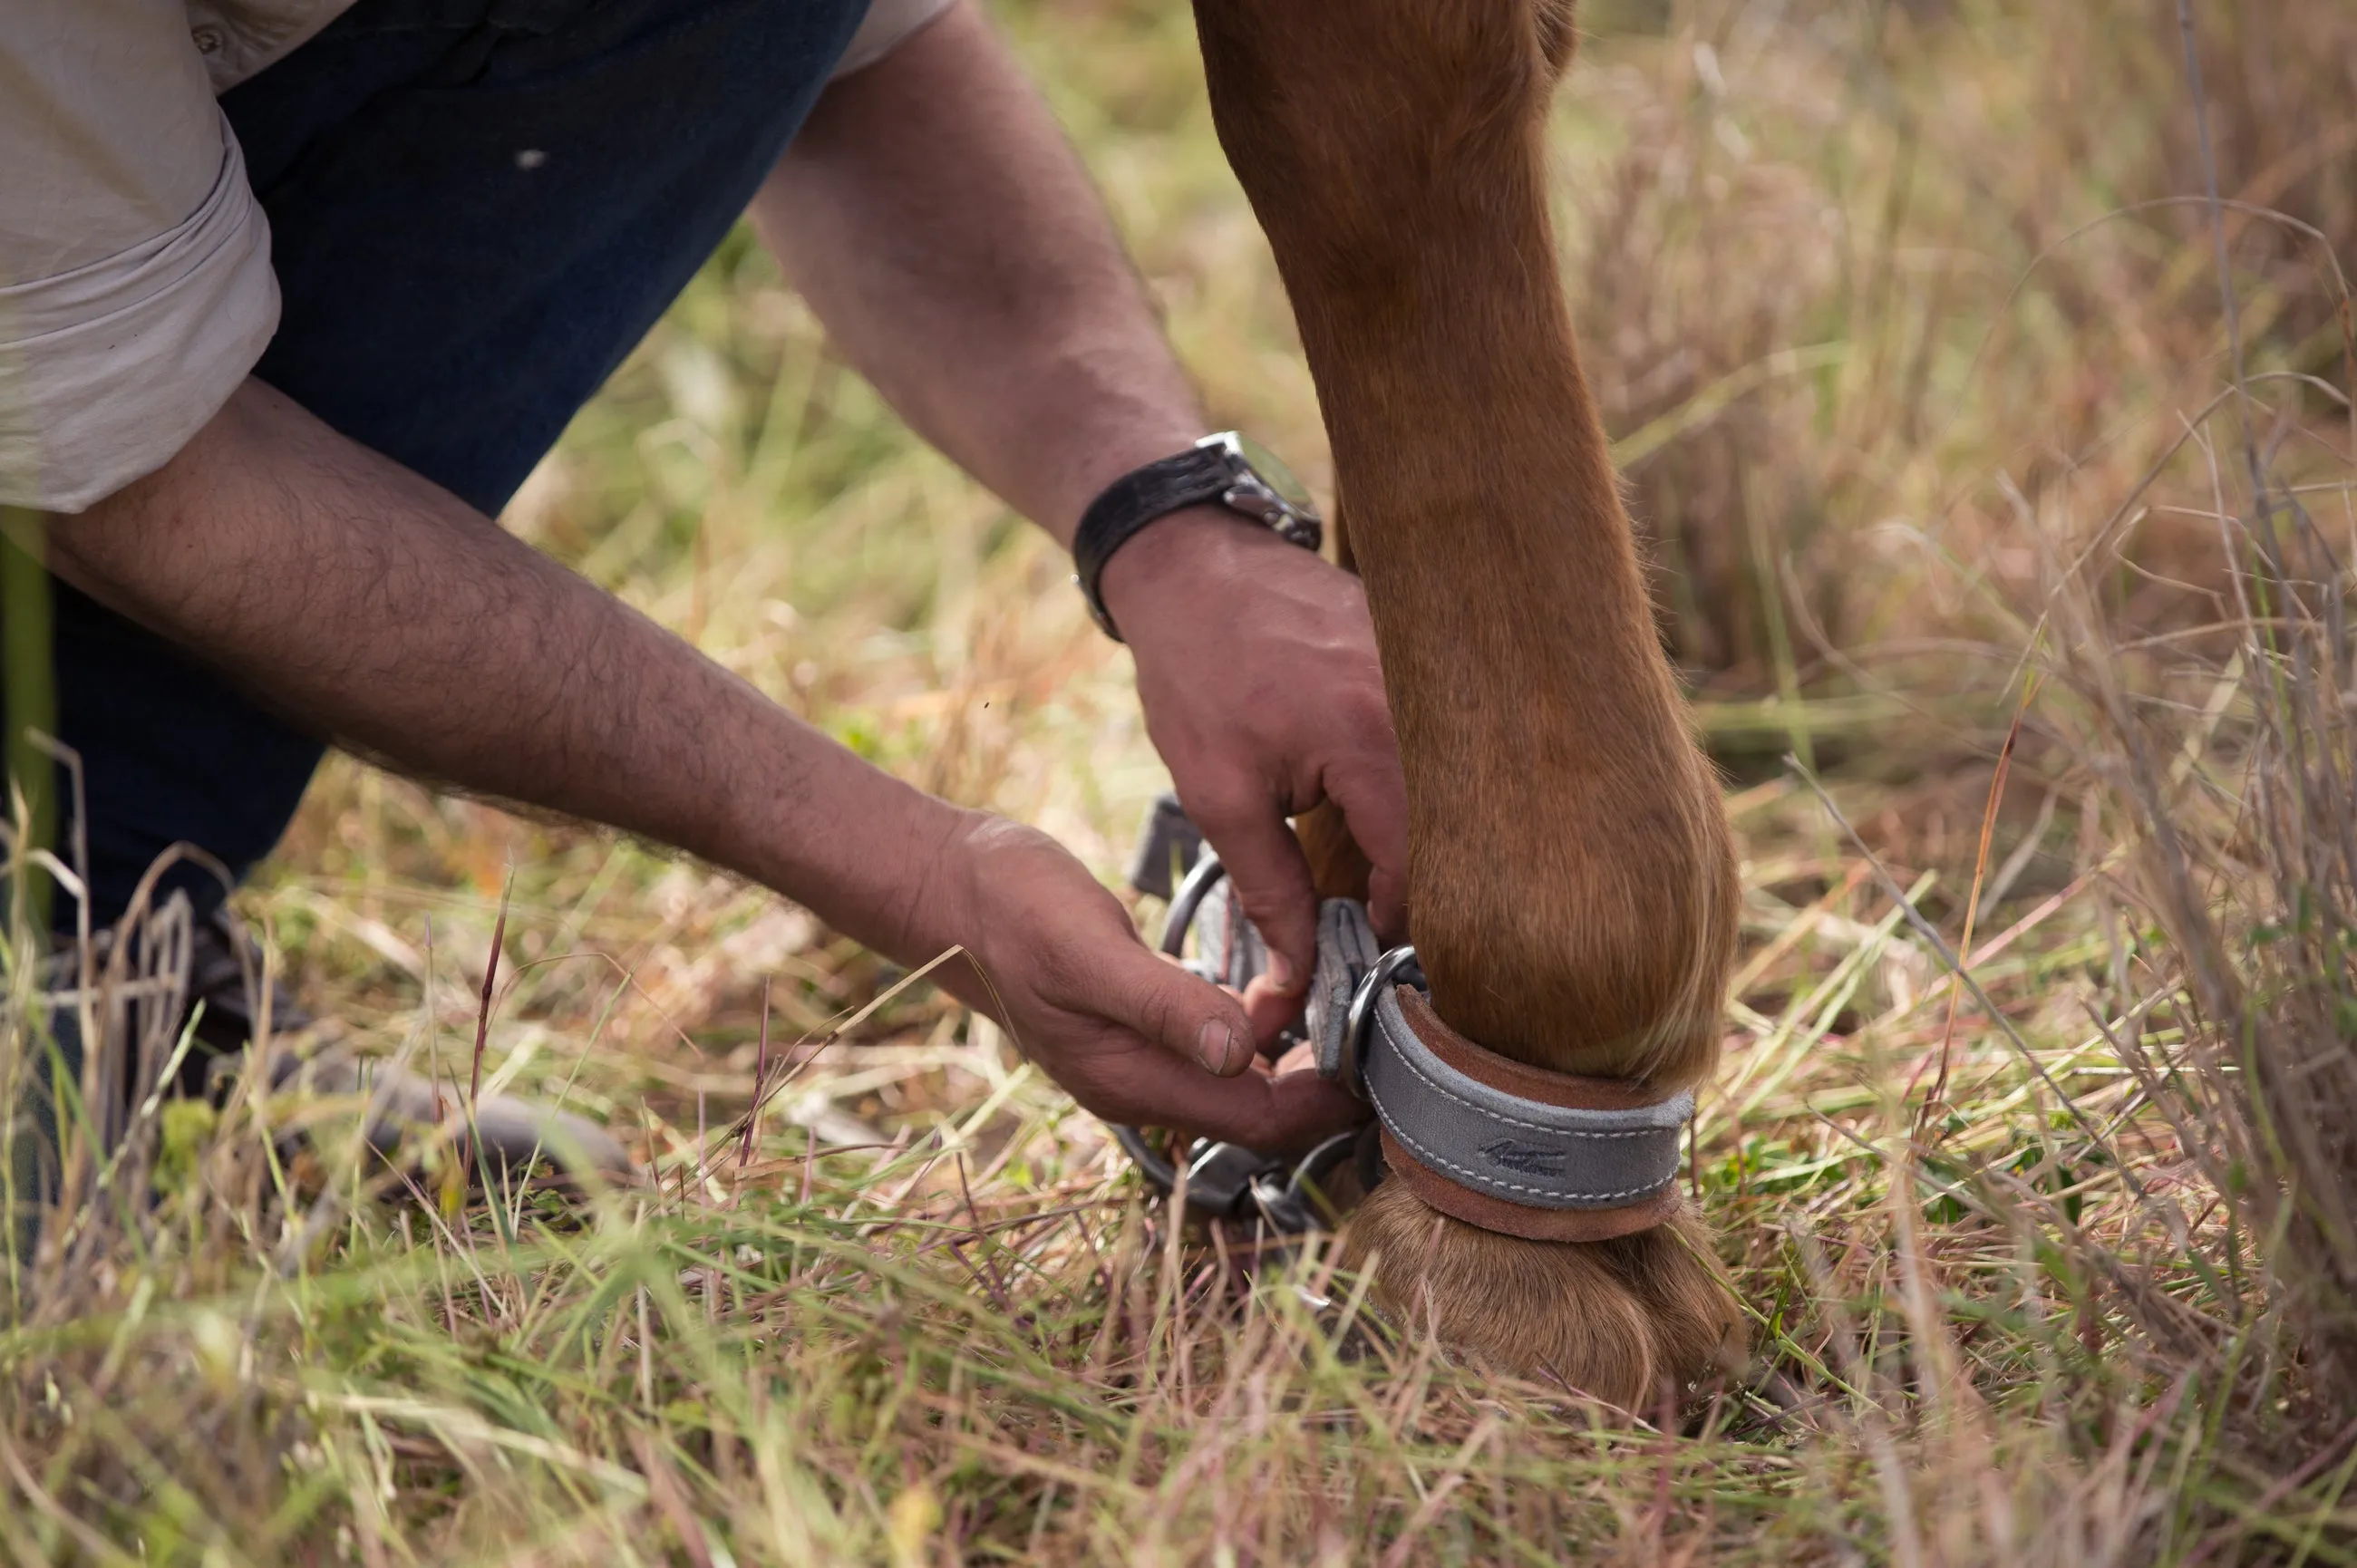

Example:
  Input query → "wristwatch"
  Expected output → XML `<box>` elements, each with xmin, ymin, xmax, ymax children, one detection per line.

<box><xmin>1071</xmin><ymin>431</ymin><xmax>1324</xmax><ymax>641</ymax></box>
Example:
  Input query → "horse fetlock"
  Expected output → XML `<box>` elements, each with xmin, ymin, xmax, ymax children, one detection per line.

<box><xmin>1409</xmin><ymin>764</ymin><xmax>1738</xmax><ymax>1087</ymax></box>
<box><xmin>1346</xmin><ymin>1184</ymin><xmax>1741</xmax><ymax>1406</ymax></box>
<box><xmin>1346</xmin><ymin>789</ymin><xmax>1744</xmax><ymax>1406</ymax></box>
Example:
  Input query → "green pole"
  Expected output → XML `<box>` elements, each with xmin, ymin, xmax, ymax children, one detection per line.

<box><xmin>0</xmin><ymin>507</ymin><xmax>53</xmax><ymax>937</ymax></box>
<box><xmin>0</xmin><ymin>506</ymin><xmax>54</xmax><ymax>1273</ymax></box>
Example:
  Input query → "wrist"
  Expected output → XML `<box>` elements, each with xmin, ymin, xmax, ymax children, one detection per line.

<box><xmin>721</xmin><ymin>737</ymin><xmax>979</xmax><ymax>963</ymax></box>
<box><xmin>888</xmin><ymin>801</ymin><xmax>993</xmax><ymax>964</ymax></box>
<box><xmin>1072</xmin><ymin>433</ymin><xmax>1323</xmax><ymax>640</ymax></box>
<box><xmin>1095</xmin><ymin>504</ymin><xmax>1300</xmax><ymax>640</ymax></box>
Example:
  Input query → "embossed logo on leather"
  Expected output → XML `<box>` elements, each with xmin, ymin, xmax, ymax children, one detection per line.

<box><xmin>1479</xmin><ymin>1138</ymin><xmax>1566</xmax><ymax>1176</ymax></box>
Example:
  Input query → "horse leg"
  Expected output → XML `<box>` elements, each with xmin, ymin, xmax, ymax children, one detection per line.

<box><xmin>1297</xmin><ymin>509</ymin><xmax>1373</xmax><ymax>904</ymax></box>
<box><xmin>1194</xmin><ymin>0</ymin><xmax>1743</xmax><ymax>1405</ymax></box>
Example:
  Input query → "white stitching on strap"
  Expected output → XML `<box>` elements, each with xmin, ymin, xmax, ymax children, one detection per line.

<box><xmin>1368</xmin><ymin>1078</ymin><xmax>1673</xmax><ymax>1202</ymax></box>
<box><xmin>1376</xmin><ymin>990</ymin><xmax>1677</xmax><ymax>1138</ymax></box>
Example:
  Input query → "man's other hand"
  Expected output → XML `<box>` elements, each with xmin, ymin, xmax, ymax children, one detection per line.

<box><xmin>930</xmin><ymin>815</ymin><xmax>1363</xmax><ymax>1153</ymax></box>
<box><xmin>1100</xmin><ymin>508</ymin><xmax>1410</xmax><ymax>1032</ymax></box>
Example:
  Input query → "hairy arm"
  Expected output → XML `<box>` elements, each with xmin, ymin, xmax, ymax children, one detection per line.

<box><xmin>48</xmin><ymin>380</ymin><xmax>945</xmax><ymax>952</ymax></box>
<box><xmin>45</xmin><ymin>380</ymin><xmax>1357</xmax><ymax>1148</ymax></box>
<box><xmin>754</xmin><ymin>0</ymin><xmax>1198</xmax><ymax>547</ymax></box>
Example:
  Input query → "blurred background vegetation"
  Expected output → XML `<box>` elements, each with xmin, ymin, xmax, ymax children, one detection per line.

<box><xmin>8</xmin><ymin>0</ymin><xmax>2357</xmax><ymax>1561</ymax></box>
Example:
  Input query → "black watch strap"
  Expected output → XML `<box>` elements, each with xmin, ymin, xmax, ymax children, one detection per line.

<box><xmin>1071</xmin><ymin>446</ymin><xmax>1236</xmax><ymax>642</ymax></box>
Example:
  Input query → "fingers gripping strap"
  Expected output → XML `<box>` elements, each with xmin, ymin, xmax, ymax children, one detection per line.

<box><xmin>1363</xmin><ymin>982</ymin><xmax>1694</xmax><ymax>1210</ymax></box>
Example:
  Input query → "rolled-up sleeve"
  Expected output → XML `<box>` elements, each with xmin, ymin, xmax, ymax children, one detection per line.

<box><xmin>0</xmin><ymin>0</ymin><xmax>279</xmax><ymax>513</ymax></box>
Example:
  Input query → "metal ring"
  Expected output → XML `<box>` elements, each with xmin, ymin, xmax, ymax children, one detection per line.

<box><xmin>1113</xmin><ymin>1124</ymin><xmax>1299</xmax><ymax>1220</ymax></box>
<box><xmin>1247</xmin><ymin>1128</ymin><xmax>1362</xmax><ymax>1234</ymax></box>
<box><xmin>1159</xmin><ymin>849</ymin><xmax>1227</xmax><ymax>958</ymax></box>
<box><xmin>1111</xmin><ymin>1124</ymin><xmax>1180</xmax><ymax>1195</ymax></box>
<box><xmin>1341</xmin><ymin>944</ymin><xmax>1422</xmax><ymax>1094</ymax></box>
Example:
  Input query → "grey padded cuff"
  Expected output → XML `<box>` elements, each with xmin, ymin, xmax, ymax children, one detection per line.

<box><xmin>1363</xmin><ymin>982</ymin><xmax>1694</xmax><ymax>1210</ymax></box>
<box><xmin>1142</xmin><ymin>843</ymin><xmax>1693</xmax><ymax>1214</ymax></box>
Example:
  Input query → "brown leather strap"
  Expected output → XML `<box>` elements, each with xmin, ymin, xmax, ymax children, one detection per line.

<box><xmin>1381</xmin><ymin>988</ymin><xmax>1689</xmax><ymax>1241</ymax></box>
<box><xmin>1379</xmin><ymin>1128</ymin><xmax>1683</xmax><ymax>1241</ymax></box>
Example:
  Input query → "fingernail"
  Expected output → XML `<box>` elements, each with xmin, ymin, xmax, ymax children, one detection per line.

<box><xmin>1197</xmin><ymin>1019</ymin><xmax>1236</xmax><ymax>1074</ymax></box>
<box><xmin>1267</xmin><ymin>951</ymin><xmax>1298</xmax><ymax>992</ymax></box>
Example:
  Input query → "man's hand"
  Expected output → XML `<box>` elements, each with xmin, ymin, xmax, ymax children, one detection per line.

<box><xmin>761</xmin><ymin>5</ymin><xmax>1411</xmax><ymax>1041</ymax></box>
<box><xmin>1102</xmin><ymin>510</ymin><xmax>1410</xmax><ymax>1026</ymax></box>
<box><xmin>927</xmin><ymin>814</ymin><xmax>1363</xmax><ymax>1151</ymax></box>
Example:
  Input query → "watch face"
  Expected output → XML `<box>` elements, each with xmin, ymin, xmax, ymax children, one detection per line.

<box><xmin>1199</xmin><ymin>431</ymin><xmax>1322</xmax><ymax>524</ymax></box>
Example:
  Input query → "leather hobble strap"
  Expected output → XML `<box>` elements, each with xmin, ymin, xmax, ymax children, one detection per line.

<box><xmin>1130</xmin><ymin>855</ymin><xmax>1697</xmax><ymax>1244</ymax></box>
<box><xmin>1375</xmin><ymin>1128</ymin><xmax>1683</xmax><ymax>1242</ymax></box>
<box><xmin>1355</xmin><ymin>977</ymin><xmax>1695</xmax><ymax>1244</ymax></box>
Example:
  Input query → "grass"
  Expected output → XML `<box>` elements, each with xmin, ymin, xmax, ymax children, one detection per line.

<box><xmin>6</xmin><ymin>0</ymin><xmax>2357</xmax><ymax>1560</ymax></box>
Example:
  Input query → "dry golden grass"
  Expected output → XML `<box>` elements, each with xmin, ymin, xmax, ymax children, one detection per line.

<box><xmin>5</xmin><ymin>0</ymin><xmax>2357</xmax><ymax>1562</ymax></box>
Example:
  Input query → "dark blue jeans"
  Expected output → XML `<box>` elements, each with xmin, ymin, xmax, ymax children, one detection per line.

<box><xmin>44</xmin><ymin>0</ymin><xmax>870</xmax><ymax>930</ymax></box>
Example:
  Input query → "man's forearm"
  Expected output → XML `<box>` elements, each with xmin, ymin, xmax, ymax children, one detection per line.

<box><xmin>46</xmin><ymin>379</ymin><xmax>967</xmax><ymax>960</ymax></box>
<box><xmin>41</xmin><ymin>378</ymin><xmax>1357</xmax><ymax>1150</ymax></box>
<box><xmin>754</xmin><ymin>0</ymin><xmax>1207</xmax><ymax>548</ymax></box>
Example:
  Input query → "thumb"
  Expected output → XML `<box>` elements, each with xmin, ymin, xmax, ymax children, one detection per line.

<box><xmin>1102</xmin><ymin>935</ymin><xmax>1258</xmax><ymax>1078</ymax></box>
<box><xmin>1187</xmin><ymin>794</ymin><xmax>1319</xmax><ymax>1006</ymax></box>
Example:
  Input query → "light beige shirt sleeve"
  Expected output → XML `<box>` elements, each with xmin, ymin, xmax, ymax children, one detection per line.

<box><xmin>0</xmin><ymin>0</ymin><xmax>946</xmax><ymax>514</ymax></box>
<box><xmin>1</xmin><ymin>0</ymin><xmax>280</xmax><ymax>512</ymax></box>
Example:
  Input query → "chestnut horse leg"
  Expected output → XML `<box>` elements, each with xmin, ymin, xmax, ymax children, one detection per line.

<box><xmin>1192</xmin><ymin>0</ymin><xmax>1743</xmax><ymax>1404</ymax></box>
